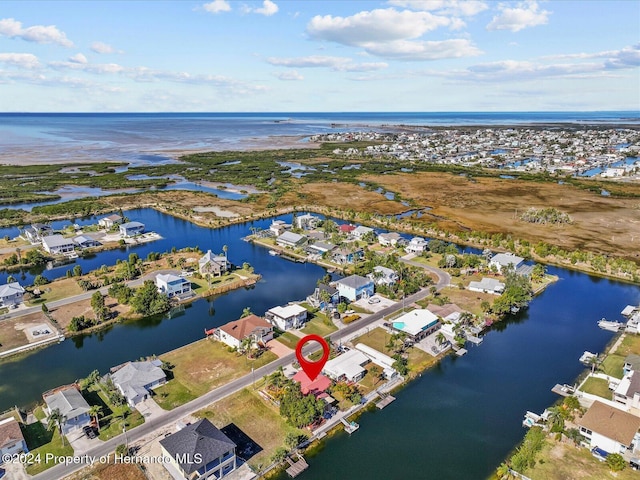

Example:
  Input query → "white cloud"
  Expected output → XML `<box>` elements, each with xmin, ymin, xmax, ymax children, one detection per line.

<box><xmin>267</xmin><ymin>55</ymin><xmax>388</xmax><ymax>72</ymax></box>
<box><xmin>0</xmin><ymin>18</ymin><xmax>73</xmax><ymax>47</ymax></box>
<box><xmin>487</xmin><ymin>1</ymin><xmax>550</xmax><ymax>32</ymax></box>
<box><xmin>203</xmin><ymin>0</ymin><xmax>231</xmax><ymax>14</ymax></box>
<box><xmin>364</xmin><ymin>38</ymin><xmax>482</xmax><ymax>60</ymax></box>
<box><xmin>243</xmin><ymin>0</ymin><xmax>279</xmax><ymax>16</ymax></box>
<box><xmin>388</xmin><ymin>1</ymin><xmax>488</xmax><ymax>17</ymax></box>
<box><xmin>274</xmin><ymin>70</ymin><xmax>304</xmax><ymax>81</ymax></box>
<box><xmin>0</xmin><ymin>53</ymin><xmax>40</xmax><ymax>69</ymax></box>
<box><xmin>543</xmin><ymin>44</ymin><xmax>640</xmax><ymax>69</ymax></box>
<box><xmin>68</xmin><ymin>53</ymin><xmax>88</xmax><ymax>64</ymax></box>
<box><xmin>91</xmin><ymin>41</ymin><xmax>121</xmax><ymax>54</ymax></box>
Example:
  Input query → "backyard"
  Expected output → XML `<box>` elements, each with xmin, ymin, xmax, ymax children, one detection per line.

<box><xmin>22</xmin><ymin>407</ymin><xmax>73</xmax><ymax>476</ymax></box>
<box><xmin>579</xmin><ymin>377</ymin><xmax>611</xmax><ymax>400</ymax></box>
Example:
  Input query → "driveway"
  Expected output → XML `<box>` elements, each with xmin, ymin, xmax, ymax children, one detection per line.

<box><xmin>265</xmin><ymin>338</ymin><xmax>293</xmax><ymax>358</ymax></box>
<box><xmin>353</xmin><ymin>294</ymin><xmax>396</xmax><ymax>313</ymax></box>
<box><xmin>136</xmin><ymin>397</ymin><xmax>166</xmax><ymax>421</ymax></box>
<box><xmin>67</xmin><ymin>427</ymin><xmax>102</xmax><ymax>455</ymax></box>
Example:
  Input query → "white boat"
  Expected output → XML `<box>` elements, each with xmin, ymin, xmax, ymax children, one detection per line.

<box><xmin>598</xmin><ymin>318</ymin><xmax>624</xmax><ymax>332</ymax></box>
<box><xmin>268</xmin><ymin>250</ymin><xmax>280</xmax><ymax>256</ymax></box>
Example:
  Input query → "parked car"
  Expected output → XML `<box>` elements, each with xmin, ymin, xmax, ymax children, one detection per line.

<box><xmin>368</xmin><ymin>297</ymin><xmax>380</xmax><ymax>304</ymax></box>
<box><xmin>83</xmin><ymin>425</ymin><xmax>97</xmax><ymax>439</ymax></box>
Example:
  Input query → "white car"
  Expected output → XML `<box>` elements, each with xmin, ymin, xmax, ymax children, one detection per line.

<box><xmin>368</xmin><ymin>297</ymin><xmax>381</xmax><ymax>304</ymax></box>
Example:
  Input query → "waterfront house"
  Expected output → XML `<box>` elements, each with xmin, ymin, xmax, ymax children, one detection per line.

<box><xmin>109</xmin><ymin>359</ymin><xmax>167</xmax><ymax>408</ymax></box>
<box><xmin>352</xmin><ymin>225</ymin><xmax>374</xmax><ymax>240</ymax></box>
<box><xmin>489</xmin><ymin>253</ymin><xmax>524</xmax><ymax>273</ymax></box>
<box><xmin>295</xmin><ymin>213</ymin><xmax>319</xmax><ymax>230</ymax></box>
<box><xmin>119</xmin><ymin>221</ymin><xmax>145</xmax><ymax>237</ymax></box>
<box><xmin>405</xmin><ymin>237</ymin><xmax>428</xmax><ymax>254</ymax></box>
<box><xmin>22</xmin><ymin>223</ymin><xmax>53</xmax><ymax>244</ymax></box>
<box><xmin>355</xmin><ymin>344</ymin><xmax>397</xmax><ymax>379</ymax></box>
<box><xmin>307</xmin><ymin>284</ymin><xmax>340</xmax><ymax>310</ymax></box>
<box><xmin>214</xmin><ymin>314</ymin><xmax>273</xmax><ymax>350</ymax></box>
<box><xmin>41</xmin><ymin>234</ymin><xmax>75</xmax><ymax>255</ymax></box>
<box><xmin>98</xmin><ymin>214</ymin><xmax>122</xmax><ymax>229</ymax></box>
<box><xmin>293</xmin><ymin>370</ymin><xmax>332</xmax><ymax>395</ymax></box>
<box><xmin>43</xmin><ymin>384</ymin><xmax>91</xmax><ymax>435</ymax></box>
<box><xmin>156</xmin><ymin>273</ymin><xmax>192</xmax><ymax>298</ymax></box>
<box><xmin>307</xmin><ymin>241</ymin><xmax>335</xmax><ymax>256</ymax></box>
<box><xmin>468</xmin><ymin>278</ymin><xmax>505</xmax><ymax>295</ymax></box>
<box><xmin>0</xmin><ymin>282</ymin><xmax>25</xmax><ymax>308</ymax></box>
<box><xmin>160</xmin><ymin>418</ymin><xmax>236</xmax><ymax>480</ymax></box>
<box><xmin>614</xmin><ymin>370</ymin><xmax>640</xmax><ymax>409</ymax></box>
<box><xmin>199</xmin><ymin>250</ymin><xmax>230</xmax><ymax>276</ymax></box>
<box><xmin>338</xmin><ymin>224</ymin><xmax>356</xmax><ymax>234</ymax></box>
<box><xmin>332</xmin><ymin>246</ymin><xmax>364</xmax><ymax>265</ymax></box>
<box><xmin>265</xmin><ymin>304</ymin><xmax>308</xmax><ymax>330</ymax></box>
<box><xmin>323</xmin><ymin>349</ymin><xmax>369</xmax><ymax>382</ymax></box>
<box><xmin>578</xmin><ymin>401</ymin><xmax>640</xmax><ymax>455</ymax></box>
<box><xmin>624</xmin><ymin>355</ymin><xmax>640</xmax><ymax>375</ymax></box>
<box><xmin>73</xmin><ymin>235</ymin><xmax>102</xmax><ymax>249</ymax></box>
<box><xmin>0</xmin><ymin>417</ymin><xmax>27</xmax><ymax>457</ymax></box>
<box><xmin>269</xmin><ymin>220</ymin><xmax>288</xmax><ymax>236</ymax></box>
<box><xmin>427</xmin><ymin>303</ymin><xmax>464</xmax><ymax>323</ymax></box>
<box><xmin>378</xmin><ymin>232</ymin><xmax>404</xmax><ymax>247</ymax></box>
<box><xmin>334</xmin><ymin>275</ymin><xmax>374</xmax><ymax>302</ymax></box>
<box><xmin>368</xmin><ymin>266</ymin><xmax>399</xmax><ymax>286</ymax></box>
<box><xmin>389</xmin><ymin>309</ymin><xmax>440</xmax><ymax>341</ymax></box>
<box><xmin>276</xmin><ymin>231</ymin><xmax>307</xmax><ymax>249</ymax></box>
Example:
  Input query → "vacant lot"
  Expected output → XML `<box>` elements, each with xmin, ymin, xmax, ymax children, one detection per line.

<box><xmin>64</xmin><ymin>459</ymin><xmax>147</xmax><ymax>480</ymax></box>
<box><xmin>50</xmin><ymin>296</ymin><xmax>132</xmax><ymax>332</ymax></box>
<box><xmin>360</xmin><ymin>171</ymin><xmax>640</xmax><ymax>259</ymax></box>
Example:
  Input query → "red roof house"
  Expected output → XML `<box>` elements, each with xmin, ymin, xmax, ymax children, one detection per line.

<box><xmin>293</xmin><ymin>370</ymin><xmax>332</xmax><ymax>395</ymax></box>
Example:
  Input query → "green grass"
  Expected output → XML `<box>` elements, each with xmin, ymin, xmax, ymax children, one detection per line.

<box><xmin>579</xmin><ymin>377</ymin><xmax>611</xmax><ymax>399</ymax></box>
<box><xmin>97</xmin><ymin>410</ymin><xmax>144</xmax><ymax>441</ymax></box>
<box><xmin>154</xmin><ymin>380</ymin><xmax>198</xmax><ymax>410</ymax></box>
<box><xmin>275</xmin><ymin>331</ymin><xmax>300</xmax><ymax>350</ymax></box>
<box><xmin>616</xmin><ymin>334</ymin><xmax>640</xmax><ymax>357</ymax></box>
<box><xmin>301</xmin><ymin>313</ymin><xmax>338</xmax><ymax>337</ymax></box>
<box><xmin>601</xmin><ymin>354</ymin><xmax>625</xmax><ymax>379</ymax></box>
<box><xmin>23</xmin><ymin>424</ymin><xmax>73</xmax><ymax>475</ymax></box>
<box><xmin>82</xmin><ymin>383</ymin><xmax>145</xmax><ymax>441</ymax></box>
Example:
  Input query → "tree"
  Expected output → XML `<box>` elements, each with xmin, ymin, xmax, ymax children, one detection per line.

<box><xmin>284</xmin><ymin>432</ymin><xmax>307</xmax><ymax>451</ymax></box>
<box><xmin>496</xmin><ymin>462</ymin><xmax>512</xmax><ymax>480</ymax></box>
<box><xmin>88</xmin><ymin>405</ymin><xmax>102</xmax><ymax>432</ymax></box>
<box><xmin>606</xmin><ymin>453</ymin><xmax>626</xmax><ymax>472</ymax></box>
<box><xmin>91</xmin><ymin>291</ymin><xmax>108</xmax><ymax>321</ymax></box>
<box><xmin>6</xmin><ymin>275</ymin><xmax>15</xmax><ymax>284</ymax></box>
<box><xmin>369</xmin><ymin>365</ymin><xmax>381</xmax><ymax>385</ymax></box>
<box><xmin>279</xmin><ymin>385</ymin><xmax>324</xmax><ymax>428</ymax></box>
<box><xmin>435</xmin><ymin>332</ymin><xmax>448</xmax><ymax>347</ymax></box>
<box><xmin>130</xmin><ymin>280</ymin><xmax>171</xmax><ymax>316</ymax></box>
<box><xmin>115</xmin><ymin>443</ymin><xmax>129</xmax><ymax>456</ymax></box>
<box><xmin>34</xmin><ymin>274</ymin><xmax>50</xmax><ymax>286</ymax></box>
<box><xmin>47</xmin><ymin>408</ymin><xmax>66</xmax><ymax>445</ymax></box>
<box><xmin>546</xmin><ymin>405</ymin><xmax>565</xmax><ymax>433</ymax></box>
<box><xmin>271</xmin><ymin>447</ymin><xmax>288</xmax><ymax>463</ymax></box>
<box><xmin>41</xmin><ymin>303</ymin><xmax>48</xmax><ymax>314</ymax></box>
<box><xmin>223</xmin><ymin>244</ymin><xmax>228</xmax><ymax>260</ymax></box>
<box><xmin>72</xmin><ymin>265</ymin><xmax>83</xmax><ymax>277</ymax></box>
<box><xmin>241</xmin><ymin>307</ymin><xmax>253</xmax><ymax>318</ymax></box>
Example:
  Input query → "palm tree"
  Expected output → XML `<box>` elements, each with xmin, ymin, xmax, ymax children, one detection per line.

<box><xmin>88</xmin><ymin>405</ymin><xmax>102</xmax><ymax>432</ymax></box>
<box><xmin>6</xmin><ymin>275</ymin><xmax>15</xmax><ymax>284</ymax></box>
<box><xmin>222</xmin><ymin>244</ymin><xmax>228</xmax><ymax>261</ymax></box>
<box><xmin>546</xmin><ymin>405</ymin><xmax>566</xmax><ymax>432</ymax></box>
<box><xmin>496</xmin><ymin>462</ymin><xmax>512</xmax><ymax>479</ymax></box>
<box><xmin>240</xmin><ymin>336</ymin><xmax>253</xmax><ymax>356</ymax></box>
<box><xmin>15</xmin><ymin>247</ymin><xmax>21</xmax><ymax>263</ymax></box>
<box><xmin>435</xmin><ymin>332</ymin><xmax>448</xmax><ymax>347</ymax></box>
<box><xmin>587</xmin><ymin>354</ymin><xmax>601</xmax><ymax>374</ymax></box>
<box><xmin>47</xmin><ymin>408</ymin><xmax>66</xmax><ymax>445</ymax></box>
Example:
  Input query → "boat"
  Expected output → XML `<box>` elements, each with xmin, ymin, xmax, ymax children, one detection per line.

<box><xmin>268</xmin><ymin>250</ymin><xmax>280</xmax><ymax>256</ymax></box>
<box><xmin>598</xmin><ymin>318</ymin><xmax>624</xmax><ymax>332</ymax></box>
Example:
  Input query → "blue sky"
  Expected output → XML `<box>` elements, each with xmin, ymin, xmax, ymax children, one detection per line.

<box><xmin>0</xmin><ymin>0</ymin><xmax>638</xmax><ymax>112</ymax></box>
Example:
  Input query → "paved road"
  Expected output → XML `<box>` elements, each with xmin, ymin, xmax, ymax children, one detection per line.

<box><xmin>34</xmin><ymin>266</ymin><xmax>450</xmax><ymax>480</ymax></box>
<box><xmin>401</xmin><ymin>254</ymin><xmax>451</xmax><ymax>290</ymax></box>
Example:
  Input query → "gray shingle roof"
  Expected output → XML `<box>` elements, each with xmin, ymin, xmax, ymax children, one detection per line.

<box><xmin>43</xmin><ymin>386</ymin><xmax>90</xmax><ymax>419</ymax></box>
<box><xmin>0</xmin><ymin>282</ymin><xmax>24</xmax><ymax>298</ymax></box>
<box><xmin>160</xmin><ymin>419</ymin><xmax>236</xmax><ymax>475</ymax></box>
<box><xmin>41</xmin><ymin>234</ymin><xmax>75</xmax><ymax>249</ymax></box>
<box><xmin>336</xmin><ymin>274</ymin><xmax>372</xmax><ymax>289</ymax></box>
<box><xmin>110</xmin><ymin>360</ymin><xmax>166</xmax><ymax>399</ymax></box>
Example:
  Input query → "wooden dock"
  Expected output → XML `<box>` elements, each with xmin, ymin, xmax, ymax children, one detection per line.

<box><xmin>551</xmin><ymin>384</ymin><xmax>575</xmax><ymax>397</ymax></box>
<box><xmin>467</xmin><ymin>335</ymin><xmax>483</xmax><ymax>345</ymax></box>
<box><xmin>455</xmin><ymin>348</ymin><xmax>467</xmax><ymax>356</ymax></box>
<box><xmin>376</xmin><ymin>395</ymin><xmax>396</xmax><ymax>409</ymax></box>
<box><xmin>286</xmin><ymin>455</ymin><xmax>309</xmax><ymax>478</ymax></box>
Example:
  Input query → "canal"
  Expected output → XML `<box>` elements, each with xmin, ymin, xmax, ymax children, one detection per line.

<box><xmin>0</xmin><ymin>209</ymin><xmax>638</xmax><ymax>479</ymax></box>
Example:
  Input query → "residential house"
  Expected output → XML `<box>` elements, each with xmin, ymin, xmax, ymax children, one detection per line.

<box><xmin>98</xmin><ymin>214</ymin><xmax>123</xmax><ymax>229</ymax></box>
<box><xmin>332</xmin><ymin>246</ymin><xmax>364</xmax><ymax>265</ymax></box>
<box><xmin>43</xmin><ymin>384</ymin><xmax>91</xmax><ymax>434</ymax></box>
<box><xmin>338</xmin><ymin>224</ymin><xmax>356</xmax><ymax>235</ymax></box>
<box><xmin>295</xmin><ymin>213</ymin><xmax>319</xmax><ymax>230</ymax></box>
<box><xmin>119</xmin><ymin>221</ymin><xmax>145</xmax><ymax>237</ymax></box>
<box><xmin>214</xmin><ymin>315</ymin><xmax>273</xmax><ymax>350</ymax></box>
<box><xmin>405</xmin><ymin>237</ymin><xmax>428</xmax><ymax>254</ymax></box>
<box><xmin>389</xmin><ymin>309</ymin><xmax>440</xmax><ymax>341</ymax></box>
<box><xmin>156</xmin><ymin>273</ymin><xmax>192</xmax><ymax>298</ymax></box>
<box><xmin>0</xmin><ymin>417</ymin><xmax>27</xmax><ymax>457</ymax></box>
<box><xmin>368</xmin><ymin>266</ymin><xmax>399</xmax><ymax>286</ymax></box>
<box><xmin>427</xmin><ymin>303</ymin><xmax>464</xmax><ymax>324</ymax></box>
<box><xmin>323</xmin><ymin>349</ymin><xmax>370</xmax><ymax>382</ymax></box>
<box><xmin>109</xmin><ymin>359</ymin><xmax>167</xmax><ymax>408</ymax></box>
<box><xmin>199</xmin><ymin>250</ymin><xmax>230</xmax><ymax>276</ymax></box>
<box><xmin>468</xmin><ymin>278</ymin><xmax>505</xmax><ymax>295</ymax></box>
<box><xmin>624</xmin><ymin>355</ymin><xmax>640</xmax><ymax>375</ymax></box>
<box><xmin>489</xmin><ymin>253</ymin><xmax>524</xmax><ymax>273</ymax></box>
<box><xmin>578</xmin><ymin>401</ymin><xmax>640</xmax><ymax>455</ymax></box>
<box><xmin>160</xmin><ymin>418</ymin><xmax>236</xmax><ymax>480</ymax></box>
<box><xmin>293</xmin><ymin>370</ymin><xmax>332</xmax><ymax>395</ymax></box>
<box><xmin>334</xmin><ymin>275</ymin><xmax>374</xmax><ymax>302</ymax></box>
<box><xmin>307</xmin><ymin>284</ymin><xmax>340</xmax><ymax>310</ymax></box>
<box><xmin>307</xmin><ymin>241</ymin><xmax>335</xmax><ymax>256</ymax></box>
<box><xmin>276</xmin><ymin>231</ymin><xmax>307</xmax><ymax>249</ymax></box>
<box><xmin>265</xmin><ymin>304</ymin><xmax>308</xmax><ymax>330</ymax></box>
<box><xmin>41</xmin><ymin>234</ymin><xmax>75</xmax><ymax>255</ymax></box>
<box><xmin>355</xmin><ymin>343</ymin><xmax>397</xmax><ymax>379</ymax></box>
<box><xmin>614</xmin><ymin>370</ymin><xmax>640</xmax><ymax>409</ymax></box>
<box><xmin>0</xmin><ymin>282</ymin><xmax>25</xmax><ymax>308</ymax></box>
<box><xmin>378</xmin><ymin>232</ymin><xmax>405</xmax><ymax>247</ymax></box>
<box><xmin>352</xmin><ymin>225</ymin><xmax>374</xmax><ymax>240</ymax></box>
<box><xmin>22</xmin><ymin>223</ymin><xmax>53</xmax><ymax>244</ymax></box>
<box><xmin>269</xmin><ymin>220</ymin><xmax>288</xmax><ymax>236</ymax></box>
<box><xmin>73</xmin><ymin>235</ymin><xmax>102</xmax><ymax>249</ymax></box>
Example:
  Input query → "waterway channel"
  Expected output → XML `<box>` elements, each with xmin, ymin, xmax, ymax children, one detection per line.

<box><xmin>0</xmin><ymin>209</ymin><xmax>639</xmax><ymax>479</ymax></box>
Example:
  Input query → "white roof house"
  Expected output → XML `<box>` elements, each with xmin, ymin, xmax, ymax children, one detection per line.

<box><xmin>110</xmin><ymin>359</ymin><xmax>167</xmax><ymax>407</ymax></box>
<box><xmin>368</xmin><ymin>266</ymin><xmax>398</xmax><ymax>286</ymax></box>
<box><xmin>489</xmin><ymin>253</ymin><xmax>524</xmax><ymax>273</ymax></box>
<box><xmin>468</xmin><ymin>277</ymin><xmax>505</xmax><ymax>295</ymax></box>
<box><xmin>119</xmin><ymin>221</ymin><xmax>145</xmax><ymax>237</ymax></box>
<box><xmin>0</xmin><ymin>282</ymin><xmax>25</xmax><ymax>307</ymax></box>
<box><xmin>156</xmin><ymin>273</ymin><xmax>192</xmax><ymax>298</ymax></box>
<box><xmin>405</xmin><ymin>237</ymin><xmax>428</xmax><ymax>253</ymax></box>
<box><xmin>323</xmin><ymin>349</ymin><xmax>369</xmax><ymax>382</ymax></box>
<box><xmin>352</xmin><ymin>225</ymin><xmax>374</xmax><ymax>239</ymax></box>
<box><xmin>390</xmin><ymin>309</ymin><xmax>440</xmax><ymax>340</ymax></box>
<box><xmin>41</xmin><ymin>234</ymin><xmax>75</xmax><ymax>255</ymax></box>
<box><xmin>199</xmin><ymin>250</ymin><xmax>230</xmax><ymax>275</ymax></box>
<box><xmin>265</xmin><ymin>304</ymin><xmax>308</xmax><ymax>330</ymax></box>
<box><xmin>276</xmin><ymin>231</ymin><xmax>307</xmax><ymax>248</ymax></box>
<box><xmin>355</xmin><ymin>343</ymin><xmax>397</xmax><ymax>378</ymax></box>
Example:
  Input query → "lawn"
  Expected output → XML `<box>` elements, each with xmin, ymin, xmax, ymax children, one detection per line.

<box><xmin>600</xmin><ymin>353</ymin><xmax>625</xmax><ymax>379</ymax></box>
<box><xmin>579</xmin><ymin>377</ymin><xmax>611</xmax><ymax>400</ymax></box>
<box><xmin>275</xmin><ymin>331</ymin><xmax>300</xmax><ymax>350</ymax></box>
<box><xmin>436</xmin><ymin>286</ymin><xmax>494</xmax><ymax>317</ymax></box>
<box><xmin>83</xmin><ymin>384</ymin><xmax>145</xmax><ymax>440</ymax></box>
<box><xmin>154</xmin><ymin>338</ymin><xmax>277</xmax><ymax>410</ymax></box>
<box><xmin>22</xmin><ymin>422</ymin><xmax>74</xmax><ymax>475</ymax></box>
<box><xmin>615</xmin><ymin>334</ymin><xmax>640</xmax><ymax>357</ymax></box>
<box><xmin>301</xmin><ymin>313</ymin><xmax>338</xmax><ymax>337</ymax></box>
<box><xmin>522</xmin><ymin>438</ymin><xmax>640</xmax><ymax>480</ymax></box>
<box><xmin>196</xmin><ymin>388</ymin><xmax>306</xmax><ymax>471</ymax></box>
<box><xmin>32</xmin><ymin>277</ymin><xmax>84</xmax><ymax>304</ymax></box>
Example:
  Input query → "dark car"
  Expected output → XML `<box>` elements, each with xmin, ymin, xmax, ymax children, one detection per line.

<box><xmin>83</xmin><ymin>425</ymin><xmax>97</xmax><ymax>439</ymax></box>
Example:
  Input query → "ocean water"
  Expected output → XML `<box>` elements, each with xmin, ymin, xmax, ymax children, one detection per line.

<box><xmin>0</xmin><ymin>111</ymin><xmax>637</xmax><ymax>165</ymax></box>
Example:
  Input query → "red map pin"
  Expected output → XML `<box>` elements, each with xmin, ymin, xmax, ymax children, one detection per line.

<box><xmin>295</xmin><ymin>334</ymin><xmax>330</xmax><ymax>381</ymax></box>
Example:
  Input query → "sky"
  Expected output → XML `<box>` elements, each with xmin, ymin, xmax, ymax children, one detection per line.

<box><xmin>0</xmin><ymin>0</ymin><xmax>638</xmax><ymax>112</ymax></box>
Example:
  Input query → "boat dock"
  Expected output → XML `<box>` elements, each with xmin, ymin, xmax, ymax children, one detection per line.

<box><xmin>467</xmin><ymin>335</ymin><xmax>483</xmax><ymax>345</ymax></box>
<box><xmin>551</xmin><ymin>383</ymin><xmax>575</xmax><ymax>397</ymax></box>
<box><xmin>455</xmin><ymin>348</ymin><xmax>467</xmax><ymax>356</ymax></box>
<box><xmin>286</xmin><ymin>455</ymin><xmax>309</xmax><ymax>478</ymax></box>
<box><xmin>598</xmin><ymin>318</ymin><xmax>624</xmax><ymax>332</ymax></box>
<box><xmin>376</xmin><ymin>395</ymin><xmax>396</xmax><ymax>409</ymax></box>
<box><xmin>341</xmin><ymin>417</ymin><xmax>360</xmax><ymax>434</ymax></box>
